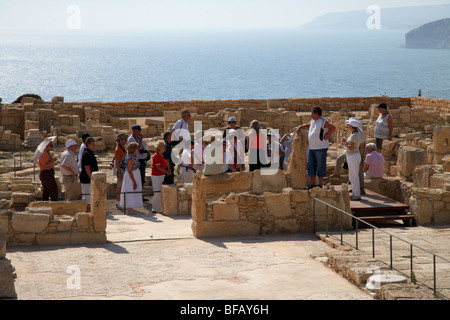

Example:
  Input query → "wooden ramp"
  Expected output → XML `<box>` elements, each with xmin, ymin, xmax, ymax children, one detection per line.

<box><xmin>334</xmin><ymin>186</ymin><xmax>415</xmax><ymax>227</ymax></box>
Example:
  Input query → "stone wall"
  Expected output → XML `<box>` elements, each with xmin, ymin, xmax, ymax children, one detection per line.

<box><xmin>1</xmin><ymin>172</ymin><xmax>107</xmax><ymax>246</ymax></box>
<box><xmin>190</xmin><ymin>170</ymin><xmax>352</xmax><ymax>238</ymax></box>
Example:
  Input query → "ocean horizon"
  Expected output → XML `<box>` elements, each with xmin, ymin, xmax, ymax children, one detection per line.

<box><xmin>1</xmin><ymin>28</ymin><xmax>450</xmax><ymax>104</ymax></box>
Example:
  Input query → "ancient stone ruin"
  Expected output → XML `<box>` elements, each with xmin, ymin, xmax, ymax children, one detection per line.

<box><xmin>0</xmin><ymin>95</ymin><xmax>448</xmax><ymax>245</ymax></box>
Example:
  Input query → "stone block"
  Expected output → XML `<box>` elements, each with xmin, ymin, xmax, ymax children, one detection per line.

<box><xmin>70</xmin><ymin>232</ymin><xmax>107</xmax><ymax>245</ymax></box>
<box><xmin>91</xmin><ymin>172</ymin><xmax>107</xmax><ymax>232</ymax></box>
<box><xmin>12</xmin><ymin>211</ymin><xmax>50</xmax><ymax>233</ymax></box>
<box><xmin>433</xmin><ymin>126</ymin><xmax>450</xmax><ymax>154</ymax></box>
<box><xmin>200</xmin><ymin>172</ymin><xmax>253</xmax><ymax>196</ymax></box>
<box><xmin>0</xmin><ymin>221</ymin><xmax>5</xmax><ymax>259</ymax></box>
<box><xmin>192</xmin><ymin>220</ymin><xmax>260</xmax><ymax>238</ymax></box>
<box><xmin>212</xmin><ymin>202</ymin><xmax>239</xmax><ymax>221</ymax></box>
<box><xmin>28</xmin><ymin>200</ymin><xmax>87</xmax><ymax>216</ymax></box>
<box><xmin>74</xmin><ymin>212</ymin><xmax>91</xmax><ymax>232</ymax></box>
<box><xmin>11</xmin><ymin>192</ymin><xmax>32</xmax><ymax>206</ymax></box>
<box><xmin>56</xmin><ymin>216</ymin><xmax>74</xmax><ymax>232</ymax></box>
<box><xmin>0</xmin><ymin>258</ymin><xmax>17</xmax><ymax>298</ymax></box>
<box><xmin>238</xmin><ymin>193</ymin><xmax>258</xmax><ymax>206</ymax></box>
<box><xmin>162</xmin><ymin>184</ymin><xmax>179</xmax><ymax>216</ymax></box>
<box><xmin>252</xmin><ymin>169</ymin><xmax>287</xmax><ymax>194</ymax></box>
<box><xmin>286</xmin><ymin>188</ymin><xmax>309</xmax><ymax>202</ymax></box>
<box><xmin>264</xmin><ymin>193</ymin><xmax>291</xmax><ymax>218</ymax></box>
<box><xmin>434</xmin><ymin>211</ymin><xmax>450</xmax><ymax>224</ymax></box>
<box><xmin>273</xmin><ymin>218</ymin><xmax>300</xmax><ymax>233</ymax></box>
<box><xmin>36</xmin><ymin>232</ymin><xmax>71</xmax><ymax>246</ymax></box>
<box><xmin>397</xmin><ymin>146</ymin><xmax>428</xmax><ymax>179</ymax></box>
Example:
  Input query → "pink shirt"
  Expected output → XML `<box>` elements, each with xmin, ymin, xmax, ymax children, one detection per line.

<box><xmin>365</xmin><ymin>151</ymin><xmax>385</xmax><ymax>178</ymax></box>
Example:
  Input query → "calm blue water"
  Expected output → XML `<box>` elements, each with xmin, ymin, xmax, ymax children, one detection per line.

<box><xmin>1</xmin><ymin>29</ymin><xmax>450</xmax><ymax>103</ymax></box>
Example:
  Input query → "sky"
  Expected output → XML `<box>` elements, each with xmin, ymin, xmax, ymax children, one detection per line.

<box><xmin>0</xmin><ymin>0</ymin><xmax>449</xmax><ymax>33</ymax></box>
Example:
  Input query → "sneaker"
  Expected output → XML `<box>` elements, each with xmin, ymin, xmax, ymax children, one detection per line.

<box><xmin>350</xmin><ymin>195</ymin><xmax>361</xmax><ymax>201</ymax></box>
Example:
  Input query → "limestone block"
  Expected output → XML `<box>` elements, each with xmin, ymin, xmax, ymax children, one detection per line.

<box><xmin>70</xmin><ymin>232</ymin><xmax>106</xmax><ymax>245</ymax></box>
<box><xmin>225</xmin><ymin>193</ymin><xmax>239</xmax><ymax>204</ymax></box>
<box><xmin>433</xmin><ymin>126</ymin><xmax>450</xmax><ymax>154</ymax></box>
<box><xmin>413</xmin><ymin>165</ymin><xmax>442</xmax><ymax>188</ymax></box>
<box><xmin>252</xmin><ymin>169</ymin><xmax>286</xmax><ymax>194</ymax></box>
<box><xmin>0</xmin><ymin>182</ymin><xmax>10</xmax><ymax>191</ymax></box>
<box><xmin>0</xmin><ymin>221</ymin><xmax>5</xmax><ymax>259</ymax></box>
<box><xmin>178</xmin><ymin>200</ymin><xmax>192</xmax><ymax>215</ymax></box>
<box><xmin>200</xmin><ymin>172</ymin><xmax>253</xmax><ymax>196</ymax></box>
<box><xmin>56</xmin><ymin>216</ymin><xmax>74</xmax><ymax>232</ymax></box>
<box><xmin>11</xmin><ymin>192</ymin><xmax>32</xmax><ymax>206</ymax></box>
<box><xmin>28</xmin><ymin>200</ymin><xmax>87</xmax><ymax>216</ymax></box>
<box><xmin>91</xmin><ymin>172</ymin><xmax>107</xmax><ymax>232</ymax></box>
<box><xmin>162</xmin><ymin>184</ymin><xmax>179</xmax><ymax>216</ymax></box>
<box><xmin>264</xmin><ymin>193</ymin><xmax>291</xmax><ymax>218</ymax></box>
<box><xmin>192</xmin><ymin>220</ymin><xmax>260</xmax><ymax>238</ymax></box>
<box><xmin>36</xmin><ymin>232</ymin><xmax>71</xmax><ymax>246</ymax></box>
<box><xmin>286</xmin><ymin>130</ymin><xmax>308</xmax><ymax>189</ymax></box>
<box><xmin>286</xmin><ymin>188</ymin><xmax>309</xmax><ymax>202</ymax></box>
<box><xmin>238</xmin><ymin>193</ymin><xmax>258</xmax><ymax>206</ymax></box>
<box><xmin>434</xmin><ymin>211</ymin><xmax>450</xmax><ymax>224</ymax></box>
<box><xmin>212</xmin><ymin>202</ymin><xmax>239</xmax><ymax>221</ymax></box>
<box><xmin>397</xmin><ymin>146</ymin><xmax>428</xmax><ymax>179</ymax></box>
<box><xmin>443</xmin><ymin>155</ymin><xmax>450</xmax><ymax>172</ymax></box>
<box><xmin>0</xmin><ymin>258</ymin><xmax>17</xmax><ymax>298</ymax></box>
<box><xmin>74</xmin><ymin>212</ymin><xmax>91</xmax><ymax>232</ymax></box>
<box><xmin>10</xmin><ymin>183</ymin><xmax>35</xmax><ymax>192</ymax></box>
<box><xmin>0</xmin><ymin>191</ymin><xmax>12</xmax><ymax>199</ymax></box>
<box><xmin>12</xmin><ymin>211</ymin><xmax>50</xmax><ymax>233</ymax></box>
<box><xmin>273</xmin><ymin>218</ymin><xmax>300</xmax><ymax>233</ymax></box>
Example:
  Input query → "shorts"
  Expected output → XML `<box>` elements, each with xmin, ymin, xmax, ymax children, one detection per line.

<box><xmin>307</xmin><ymin>148</ymin><xmax>328</xmax><ymax>178</ymax></box>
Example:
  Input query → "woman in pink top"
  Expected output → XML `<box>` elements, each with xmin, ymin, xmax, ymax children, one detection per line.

<box><xmin>364</xmin><ymin>143</ymin><xmax>385</xmax><ymax>178</ymax></box>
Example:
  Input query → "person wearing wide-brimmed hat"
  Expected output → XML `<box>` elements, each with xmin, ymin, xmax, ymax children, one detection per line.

<box><xmin>38</xmin><ymin>139</ymin><xmax>58</xmax><ymax>201</ymax></box>
<box><xmin>374</xmin><ymin>103</ymin><xmax>393</xmax><ymax>152</ymax></box>
<box><xmin>60</xmin><ymin>139</ymin><xmax>81</xmax><ymax>201</ymax></box>
<box><xmin>342</xmin><ymin>118</ymin><xmax>362</xmax><ymax>201</ymax></box>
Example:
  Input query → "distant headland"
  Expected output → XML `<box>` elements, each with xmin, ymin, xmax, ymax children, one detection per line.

<box><xmin>405</xmin><ymin>18</ymin><xmax>450</xmax><ymax>49</ymax></box>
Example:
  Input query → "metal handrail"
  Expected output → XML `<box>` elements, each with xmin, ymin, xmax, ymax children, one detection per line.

<box><xmin>312</xmin><ymin>197</ymin><xmax>450</xmax><ymax>298</ymax></box>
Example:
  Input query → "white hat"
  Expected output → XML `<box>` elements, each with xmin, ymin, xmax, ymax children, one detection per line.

<box><xmin>65</xmin><ymin>139</ymin><xmax>77</xmax><ymax>148</ymax></box>
<box><xmin>346</xmin><ymin>118</ymin><xmax>361</xmax><ymax>128</ymax></box>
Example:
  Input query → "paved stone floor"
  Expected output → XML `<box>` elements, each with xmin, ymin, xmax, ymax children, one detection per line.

<box><xmin>7</xmin><ymin>209</ymin><xmax>373</xmax><ymax>301</ymax></box>
<box><xmin>6</xmin><ymin>200</ymin><xmax>450</xmax><ymax>302</ymax></box>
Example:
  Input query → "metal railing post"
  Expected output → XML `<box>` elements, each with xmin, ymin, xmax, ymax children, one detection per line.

<box><xmin>312</xmin><ymin>199</ymin><xmax>316</xmax><ymax>234</ymax></box>
<box><xmin>311</xmin><ymin>197</ymin><xmax>450</xmax><ymax>299</ymax></box>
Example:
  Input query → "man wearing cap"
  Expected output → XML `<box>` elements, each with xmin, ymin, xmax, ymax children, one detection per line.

<box><xmin>78</xmin><ymin>133</ymin><xmax>91</xmax><ymax>171</ymax></box>
<box><xmin>171</xmin><ymin>109</ymin><xmax>191</xmax><ymax>142</ymax></box>
<box><xmin>374</xmin><ymin>102</ymin><xmax>393</xmax><ymax>152</ymax></box>
<box><xmin>222</xmin><ymin>117</ymin><xmax>242</xmax><ymax>138</ymax></box>
<box><xmin>60</xmin><ymin>139</ymin><xmax>81</xmax><ymax>201</ymax></box>
<box><xmin>128</xmin><ymin>124</ymin><xmax>149</xmax><ymax>186</ymax></box>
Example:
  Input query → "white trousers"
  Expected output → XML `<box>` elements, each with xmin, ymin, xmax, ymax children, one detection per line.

<box><xmin>151</xmin><ymin>175</ymin><xmax>165</xmax><ymax>213</ymax></box>
<box><xmin>346</xmin><ymin>152</ymin><xmax>361</xmax><ymax>197</ymax></box>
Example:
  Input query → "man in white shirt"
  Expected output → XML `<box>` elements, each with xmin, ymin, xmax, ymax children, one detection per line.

<box><xmin>128</xmin><ymin>124</ymin><xmax>149</xmax><ymax>185</ymax></box>
<box><xmin>60</xmin><ymin>139</ymin><xmax>81</xmax><ymax>201</ymax></box>
<box><xmin>171</xmin><ymin>109</ymin><xmax>191</xmax><ymax>142</ymax></box>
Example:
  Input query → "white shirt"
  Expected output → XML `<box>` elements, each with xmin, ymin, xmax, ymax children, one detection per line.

<box><xmin>78</xmin><ymin>143</ymin><xmax>86</xmax><ymax>170</ymax></box>
<box><xmin>172</xmin><ymin>118</ymin><xmax>190</xmax><ymax>141</ymax></box>
<box><xmin>128</xmin><ymin>134</ymin><xmax>148</xmax><ymax>161</ymax></box>
<box><xmin>308</xmin><ymin>116</ymin><xmax>329</xmax><ymax>150</ymax></box>
<box><xmin>181</xmin><ymin>148</ymin><xmax>192</xmax><ymax>167</ymax></box>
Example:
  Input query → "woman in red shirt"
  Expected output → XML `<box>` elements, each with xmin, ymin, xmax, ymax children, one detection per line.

<box><xmin>151</xmin><ymin>140</ymin><xmax>170</xmax><ymax>213</ymax></box>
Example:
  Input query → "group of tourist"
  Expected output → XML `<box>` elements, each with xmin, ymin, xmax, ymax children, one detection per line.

<box><xmin>297</xmin><ymin>103</ymin><xmax>392</xmax><ymax>201</ymax></box>
<box><xmin>37</xmin><ymin>102</ymin><xmax>393</xmax><ymax>214</ymax></box>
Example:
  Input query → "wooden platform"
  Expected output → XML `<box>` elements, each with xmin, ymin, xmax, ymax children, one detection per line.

<box><xmin>333</xmin><ymin>186</ymin><xmax>415</xmax><ymax>227</ymax></box>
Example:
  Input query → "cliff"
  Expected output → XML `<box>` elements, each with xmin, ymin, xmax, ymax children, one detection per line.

<box><xmin>405</xmin><ymin>18</ymin><xmax>450</xmax><ymax>49</ymax></box>
<box><xmin>300</xmin><ymin>4</ymin><xmax>450</xmax><ymax>31</ymax></box>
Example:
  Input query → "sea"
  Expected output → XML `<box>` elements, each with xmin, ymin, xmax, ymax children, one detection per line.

<box><xmin>1</xmin><ymin>28</ymin><xmax>450</xmax><ymax>104</ymax></box>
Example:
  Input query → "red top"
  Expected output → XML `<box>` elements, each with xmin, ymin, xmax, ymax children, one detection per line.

<box><xmin>151</xmin><ymin>152</ymin><xmax>167</xmax><ymax>176</ymax></box>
